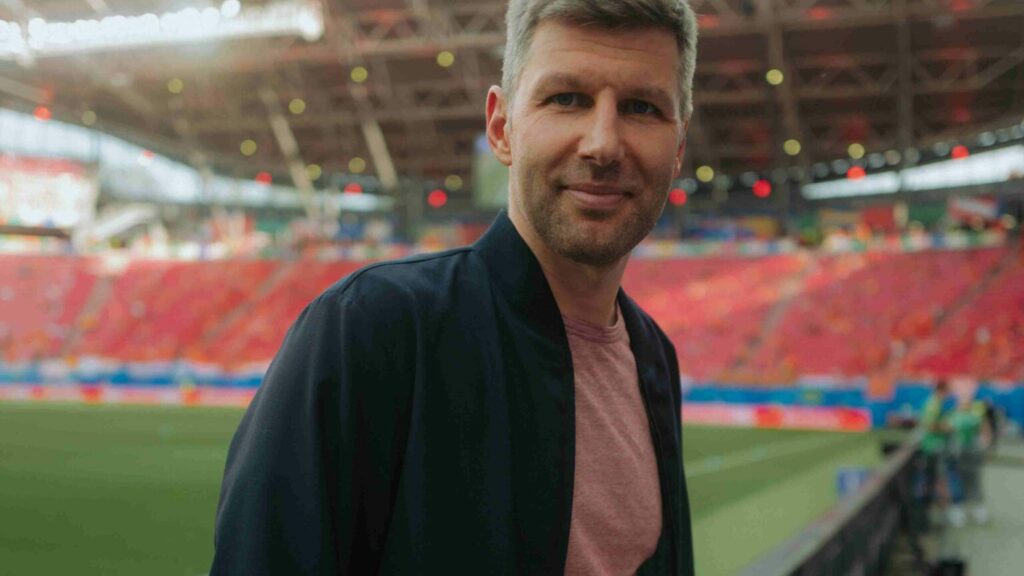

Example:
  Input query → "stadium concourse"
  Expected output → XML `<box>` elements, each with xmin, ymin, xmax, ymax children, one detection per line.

<box><xmin>2</xmin><ymin>0</ymin><xmax>1024</xmax><ymax>574</ymax></box>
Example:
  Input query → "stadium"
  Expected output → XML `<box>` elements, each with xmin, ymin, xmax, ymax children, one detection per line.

<box><xmin>1</xmin><ymin>0</ymin><xmax>1023</xmax><ymax>574</ymax></box>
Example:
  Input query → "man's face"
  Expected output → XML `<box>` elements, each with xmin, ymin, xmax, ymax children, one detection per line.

<box><xmin>488</xmin><ymin>20</ymin><xmax>687</xmax><ymax>267</ymax></box>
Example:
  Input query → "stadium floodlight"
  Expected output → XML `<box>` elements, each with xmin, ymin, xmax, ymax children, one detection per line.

<box><xmin>802</xmin><ymin>171</ymin><xmax>900</xmax><ymax>200</ymax></box>
<box><xmin>901</xmin><ymin>144</ymin><xmax>1024</xmax><ymax>192</ymax></box>
<box><xmin>802</xmin><ymin>144</ymin><xmax>1024</xmax><ymax>199</ymax></box>
<box><xmin>222</xmin><ymin>1</ymin><xmax>243</xmax><ymax>19</ymax></box>
<box><xmin>0</xmin><ymin>0</ymin><xmax>324</xmax><ymax>60</ymax></box>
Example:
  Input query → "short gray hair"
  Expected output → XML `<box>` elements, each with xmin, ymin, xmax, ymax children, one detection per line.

<box><xmin>502</xmin><ymin>0</ymin><xmax>698</xmax><ymax>121</ymax></box>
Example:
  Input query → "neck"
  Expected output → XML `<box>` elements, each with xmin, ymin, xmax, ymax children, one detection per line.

<box><xmin>509</xmin><ymin>206</ymin><xmax>628</xmax><ymax>327</ymax></box>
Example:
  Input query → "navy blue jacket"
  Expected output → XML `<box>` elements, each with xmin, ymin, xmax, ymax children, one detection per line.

<box><xmin>211</xmin><ymin>211</ymin><xmax>694</xmax><ymax>575</ymax></box>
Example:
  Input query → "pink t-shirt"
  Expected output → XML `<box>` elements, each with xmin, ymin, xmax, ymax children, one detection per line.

<box><xmin>562</xmin><ymin>310</ymin><xmax>662</xmax><ymax>576</ymax></box>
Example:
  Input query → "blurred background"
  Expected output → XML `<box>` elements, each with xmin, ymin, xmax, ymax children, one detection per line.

<box><xmin>1</xmin><ymin>0</ymin><xmax>1023</xmax><ymax>574</ymax></box>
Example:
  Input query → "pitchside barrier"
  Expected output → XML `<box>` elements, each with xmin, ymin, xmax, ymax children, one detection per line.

<box><xmin>740</xmin><ymin>434</ymin><xmax>925</xmax><ymax>576</ymax></box>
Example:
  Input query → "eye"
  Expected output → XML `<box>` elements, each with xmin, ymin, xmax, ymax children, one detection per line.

<box><xmin>550</xmin><ymin>93</ymin><xmax>583</xmax><ymax>107</ymax></box>
<box><xmin>625</xmin><ymin>100</ymin><xmax>659</xmax><ymax>116</ymax></box>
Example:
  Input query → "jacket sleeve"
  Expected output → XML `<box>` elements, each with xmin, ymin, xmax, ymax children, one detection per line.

<box><xmin>210</xmin><ymin>281</ymin><xmax>413</xmax><ymax>575</ymax></box>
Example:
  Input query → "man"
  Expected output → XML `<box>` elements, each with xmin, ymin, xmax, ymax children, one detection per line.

<box><xmin>211</xmin><ymin>1</ymin><xmax>698</xmax><ymax>574</ymax></box>
<box><xmin>918</xmin><ymin>379</ymin><xmax>951</xmax><ymax>523</ymax></box>
<box><xmin>946</xmin><ymin>391</ymin><xmax>989</xmax><ymax>526</ymax></box>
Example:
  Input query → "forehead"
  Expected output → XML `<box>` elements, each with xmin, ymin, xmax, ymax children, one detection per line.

<box><xmin>519</xmin><ymin>20</ymin><xmax>680</xmax><ymax>96</ymax></box>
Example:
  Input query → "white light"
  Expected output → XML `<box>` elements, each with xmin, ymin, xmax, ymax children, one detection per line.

<box><xmin>902</xmin><ymin>145</ymin><xmax>1024</xmax><ymax>191</ymax></box>
<box><xmin>201</xmin><ymin>8</ymin><xmax>222</xmax><ymax>29</ymax></box>
<box><xmin>28</xmin><ymin>18</ymin><xmax>46</xmax><ymax>36</ymax></box>
<box><xmin>221</xmin><ymin>1</ymin><xmax>242</xmax><ymax>19</ymax></box>
<box><xmin>803</xmin><ymin>144</ymin><xmax>1024</xmax><ymax>199</ymax></box>
<box><xmin>978</xmin><ymin>132</ymin><xmax>997</xmax><ymax>147</ymax></box>
<box><xmin>802</xmin><ymin>172</ymin><xmax>901</xmax><ymax>199</ymax></box>
<box><xmin>297</xmin><ymin>10</ymin><xmax>324</xmax><ymax>41</ymax></box>
<box><xmin>0</xmin><ymin>1</ymin><xmax>324</xmax><ymax>59</ymax></box>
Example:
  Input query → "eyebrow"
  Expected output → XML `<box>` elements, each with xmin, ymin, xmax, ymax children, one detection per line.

<box><xmin>531</xmin><ymin>72</ymin><xmax>590</xmax><ymax>97</ymax></box>
<box><xmin>530</xmin><ymin>72</ymin><xmax>677</xmax><ymax>112</ymax></box>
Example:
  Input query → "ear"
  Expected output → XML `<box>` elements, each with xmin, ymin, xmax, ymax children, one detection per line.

<box><xmin>673</xmin><ymin>119</ymin><xmax>689</xmax><ymax>178</ymax></box>
<box><xmin>486</xmin><ymin>86</ymin><xmax>513</xmax><ymax>167</ymax></box>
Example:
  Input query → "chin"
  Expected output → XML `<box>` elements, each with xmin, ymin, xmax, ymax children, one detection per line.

<box><xmin>555</xmin><ymin>240</ymin><xmax>631</xmax><ymax>268</ymax></box>
<box><xmin>550</xmin><ymin>221</ymin><xmax>641</xmax><ymax>267</ymax></box>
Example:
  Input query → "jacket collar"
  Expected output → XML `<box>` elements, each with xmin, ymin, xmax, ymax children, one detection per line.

<box><xmin>474</xmin><ymin>210</ymin><xmax>565</xmax><ymax>338</ymax></box>
<box><xmin>474</xmin><ymin>210</ymin><xmax>655</xmax><ymax>357</ymax></box>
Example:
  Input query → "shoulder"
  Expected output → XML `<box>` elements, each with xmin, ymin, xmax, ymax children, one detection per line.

<box><xmin>318</xmin><ymin>246</ymin><xmax>479</xmax><ymax>314</ymax></box>
<box><xmin>275</xmin><ymin>248</ymin><xmax>482</xmax><ymax>377</ymax></box>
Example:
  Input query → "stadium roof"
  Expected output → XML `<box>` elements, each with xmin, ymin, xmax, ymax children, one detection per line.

<box><xmin>1</xmin><ymin>0</ymin><xmax>1023</xmax><ymax>203</ymax></box>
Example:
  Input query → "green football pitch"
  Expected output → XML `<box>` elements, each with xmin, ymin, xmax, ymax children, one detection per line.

<box><xmin>0</xmin><ymin>403</ymin><xmax>889</xmax><ymax>576</ymax></box>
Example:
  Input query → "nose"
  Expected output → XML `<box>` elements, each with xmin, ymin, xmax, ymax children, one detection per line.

<box><xmin>578</xmin><ymin>94</ymin><xmax>623</xmax><ymax>167</ymax></box>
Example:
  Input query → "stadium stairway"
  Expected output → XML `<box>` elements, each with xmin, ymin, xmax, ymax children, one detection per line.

<box><xmin>190</xmin><ymin>260</ymin><xmax>298</xmax><ymax>352</ymax></box>
<box><xmin>902</xmin><ymin>242</ymin><xmax>1024</xmax><ymax>380</ymax></box>
<box><xmin>868</xmin><ymin>246</ymin><xmax>1013</xmax><ymax>397</ymax></box>
<box><xmin>920</xmin><ymin>244</ymin><xmax>1016</xmax><ymax>335</ymax></box>
<box><xmin>203</xmin><ymin>260</ymin><xmax>365</xmax><ymax>367</ymax></box>
<box><xmin>740</xmin><ymin>248</ymin><xmax>1006</xmax><ymax>383</ymax></box>
<box><xmin>728</xmin><ymin>253</ymin><xmax>815</xmax><ymax>383</ymax></box>
<box><xmin>58</xmin><ymin>271</ymin><xmax>114</xmax><ymax>358</ymax></box>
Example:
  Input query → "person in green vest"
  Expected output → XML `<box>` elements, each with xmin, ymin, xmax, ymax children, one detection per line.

<box><xmin>946</xmin><ymin>393</ymin><xmax>990</xmax><ymax>526</ymax></box>
<box><xmin>918</xmin><ymin>379</ymin><xmax>952</xmax><ymax>516</ymax></box>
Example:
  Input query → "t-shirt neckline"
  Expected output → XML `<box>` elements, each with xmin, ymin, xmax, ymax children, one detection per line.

<box><xmin>561</xmin><ymin>305</ymin><xmax>628</xmax><ymax>344</ymax></box>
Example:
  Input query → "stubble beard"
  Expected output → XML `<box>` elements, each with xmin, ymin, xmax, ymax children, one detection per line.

<box><xmin>517</xmin><ymin>171</ymin><xmax>667</xmax><ymax>268</ymax></box>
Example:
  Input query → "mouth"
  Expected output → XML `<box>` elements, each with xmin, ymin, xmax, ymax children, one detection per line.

<box><xmin>561</xmin><ymin>183</ymin><xmax>633</xmax><ymax>210</ymax></box>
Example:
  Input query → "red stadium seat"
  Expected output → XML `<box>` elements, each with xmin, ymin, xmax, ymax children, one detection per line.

<box><xmin>3</xmin><ymin>246</ymin><xmax>1020</xmax><ymax>386</ymax></box>
<box><xmin>0</xmin><ymin>255</ymin><xmax>97</xmax><ymax>362</ymax></box>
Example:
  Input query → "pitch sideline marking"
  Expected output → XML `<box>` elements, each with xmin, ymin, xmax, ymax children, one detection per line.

<box><xmin>685</xmin><ymin>434</ymin><xmax>856</xmax><ymax>479</ymax></box>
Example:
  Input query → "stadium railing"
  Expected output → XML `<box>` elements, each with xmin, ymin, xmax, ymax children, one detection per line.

<box><xmin>740</xmin><ymin>434</ymin><xmax>924</xmax><ymax>576</ymax></box>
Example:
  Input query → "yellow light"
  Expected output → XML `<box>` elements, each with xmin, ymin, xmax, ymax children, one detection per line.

<box><xmin>350</xmin><ymin>66</ymin><xmax>369</xmax><ymax>84</ymax></box>
<box><xmin>289</xmin><ymin>98</ymin><xmax>306</xmax><ymax>115</ymax></box>
<box><xmin>696</xmin><ymin>165</ymin><xmax>715</xmax><ymax>183</ymax></box>
<box><xmin>766</xmin><ymin>69</ymin><xmax>784</xmax><ymax>86</ymax></box>
<box><xmin>306</xmin><ymin>164</ymin><xmax>322</xmax><ymax>181</ymax></box>
<box><xmin>783</xmin><ymin>139</ymin><xmax>802</xmax><ymax>156</ymax></box>
<box><xmin>848</xmin><ymin>143</ymin><xmax>866</xmax><ymax>159</ymax></box>
<box><xmin>444</xmin><ymin>174</ymin><xmax>463</xmax><ymax>191</ymax></box>
<box><xmin>436</xmin><ymin>51</ymin><xmax>455</xmax><ymax>68</ymax></box>
<box><xmin>167</xmin><ymin>78</ymin><xmax>184</xmax><ymax>94</ymax></box>
<box><xmin>348</xmin><ymin>157</ymin><xmax>367</xmax><ymax>174</ymax></box>
<box><xmin>240</xmin><ymin>139</ymin><xmax>257</xmax><ymax>156</ymax></box>
<box><xmin>81</xmin><ymin>110</ymin><xmax>97</xmax><ymax>126</ymax></box>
